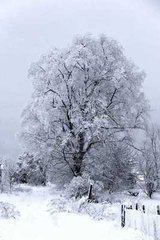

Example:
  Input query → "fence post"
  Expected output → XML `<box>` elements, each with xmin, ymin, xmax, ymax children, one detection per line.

<box><xmin>88</xmin><ymin>184</ymin><xmax>93</xmax><ymax>202</ymax></box>
<box><xmin>157</xmin><ymin>205</ymin><xmax>160</xmax><ymax>215</ymax></box>
<box><xmin>135</xmin><ymin>203</ymin><xmax>138</xmax><ymax>210</ymax></box>
<box><xmin>121</xmin><ymin>205</ymin><xmax>126</xmax><ymax>227</ymax></box>
<box><xmin>142</xmin><ymin>205</ymin><xmax>145</xmax><ymax>213</ymax></box>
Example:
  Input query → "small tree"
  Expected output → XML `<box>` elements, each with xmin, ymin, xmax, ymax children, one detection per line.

<box><xmin>86</xmin><ymin>140</ymin><xmax>136</xmax><ymax>192</ymax></box>
<box><xmin>0</xmin><ymin>156</ymin><xmax>16</xmax><ymax>192</ymax></box>
<box><xmin>136</xmin><ymin>126</ymin><xmax>160</xmax><ymax>198</ymax></box>
<box><xmin>16</xmin><ymin>152</ymin><xmax>48</xmax><ymax>185</ymax></box>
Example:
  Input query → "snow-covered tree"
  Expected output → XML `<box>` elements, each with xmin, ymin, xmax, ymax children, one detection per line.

<box><xmin>19</xmin><ymin>34</ymin><xmax>148</xmax><ymax>186</ymax></box>
<box><xmin>137</xmin><ymin>125</ymin><xmax>160</xmax><ymax>198</ymax></box>
<box><xmin>86</xmin><ymin>140</ymin><xmax>136</xmax><ymax>192</ymax></box>
<box><xmin>15</xmin><ymin>152</ymin><xmax>48</xmax><ymax>185</ymax></box>
<box><xmin>0</xmin><ymin>156</ymin><xmax>16</xmax><ymax>192</ymax></box>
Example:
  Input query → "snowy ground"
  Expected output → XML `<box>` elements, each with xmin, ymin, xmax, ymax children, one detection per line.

<box><xmin>0</xmin><ymin>185</ymin><xmax>149</xmax><ymax>240</ymax></box>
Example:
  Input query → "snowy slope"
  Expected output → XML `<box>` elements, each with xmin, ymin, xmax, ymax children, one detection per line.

<box><xmin>0</xmin><ymin>185</ymin><xmax>146</xmax><ymax>240</ymax></box>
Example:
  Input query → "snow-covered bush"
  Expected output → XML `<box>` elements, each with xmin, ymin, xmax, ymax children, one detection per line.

<box><xmin>92</xmin><ymin>181</ymin><xmax>104</xmax><ymax>200</ymax></box>
<box><xmin>0</xmin><ymin>202</ymin><xmax>20</xmax><ymax>219</ymax></box>
<box><xmin>87</xmin><ymin>142</ymin><xmax>136</xmax><ymax>193</ymax></box>
<box><xmin>48</xmin><ymin>194</ymin><xmax>119</xmax><ymax>221</ymax></box>
<box><xmin>15</xmin><ymin>153</ymin><xmax>47</xmax><ymax>186</ymax></box>
<box><xmin>65</xmin><ymin>175</ymin><xmax>105</xmax><ymax>202</ymax></box>
<box><xmin>48</xmin><ymin>196</ymin><xmax>71</xmax><ymax>214</ymax></box>
<box><xmin>65</xmin><ymin>176</ymin><xmax>93</xmax><ymax>199</ymax></box>
<box><xmin>75</xmin><ymin>200</ymin><xmax>118</xmax><ymax>220</ymax></box>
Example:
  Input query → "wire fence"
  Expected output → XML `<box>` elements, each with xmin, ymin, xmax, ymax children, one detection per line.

<box><xmin>121</xmin><ymin>204</ymin><xmax>160</xmax><ymax>240</ymax></box>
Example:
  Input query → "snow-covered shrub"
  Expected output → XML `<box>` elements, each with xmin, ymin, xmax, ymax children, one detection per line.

<box><xmin>77</xmin><ymin>201</ymin><xmax>108</xmax><ymax>220</ymax></box>
<box><xmin>92</xmin><ymin>181</ymin><xmax>104</xmax><ymax>200</ymax></box>
<box><xmin>65</xmin><ymin>176</ymin><xmax>93</xmax><ymax>199</ymax></box>
<box><xmin>87</xmin><ymin>142</ymin><xmax>136</xmax><ymax>193</ymax></box>
<box><xmin>0</xmin><ymin>202</ymin><xmax>20</xmax><ymax>219</ymax></box>
<box><xmin>48</xmin><ymin>194</ymin><xmax>119</xmax><ymax>221</ymax></box>
<box><xmin>65</xmin><ymin>175</ymin><xmax>105</xmax><ymax>202</ymax></box>
<box><xmin>15</xmin><ymin>153</ymin><xmax>47</xmax><ymax>186</ymax></box>
<box><xmin>48</xmin><ymin>196</ymin><xmax>71</xmax><ymax>214</ymax></box>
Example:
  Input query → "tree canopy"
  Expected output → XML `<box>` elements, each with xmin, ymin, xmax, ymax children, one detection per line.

<box><xmin>19</xmin><ymin>35</ymin><xmax>149</xmax><ymax>187</ymax></box>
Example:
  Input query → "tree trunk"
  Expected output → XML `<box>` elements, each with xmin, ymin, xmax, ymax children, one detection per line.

<box><xmin>146</xmin><ymin>182</ymin><xmax>154</xmax><ymax>198</ymax></box>
<box><xmin>73</xmin><ymin>154</ymin><xmax>83</xmax><ymax>176</ymax></box>
<box><xmin>73</xmin><ymin>132</ymin><xmax>85</xmax><ymax>176</ymax></box>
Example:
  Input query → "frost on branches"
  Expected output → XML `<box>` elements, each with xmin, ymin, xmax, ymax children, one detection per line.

<box><xmin>136</xmin><ymin>125</ymin><xmax>160</xmax><ymax>198</ymax></box>
<box><xmin>19</xmin><ymin>35</ymin><xmax>148</xmax><ymax>189</ymax></box>
<box><xmin>0</xmin><ymin>156</ymin><xmax>16</xmax><ymax>192</ymax></box>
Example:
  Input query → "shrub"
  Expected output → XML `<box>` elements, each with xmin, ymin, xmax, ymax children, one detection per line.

<box><xmin>0</xmin><ymin>202</ymin><xmax>20</xmax><ymax>219</ymax></box>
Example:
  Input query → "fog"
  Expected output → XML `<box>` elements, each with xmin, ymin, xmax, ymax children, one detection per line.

<box><xmin>0</xmin><ymin>0</ymin><xmax>160</xmax><ymax>157</ymax></box>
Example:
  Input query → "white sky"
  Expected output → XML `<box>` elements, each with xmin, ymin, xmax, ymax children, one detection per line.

<box><xmin>0</xmin><ymin>0</ymin><xmax>160</xmax><ymax>157</ymax></box>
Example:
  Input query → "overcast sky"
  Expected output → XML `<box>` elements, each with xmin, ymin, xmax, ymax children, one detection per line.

<box><xmin>0</xmin><ymin>0</ymin><xmax>160</xmax><ymax>157</ymax></box>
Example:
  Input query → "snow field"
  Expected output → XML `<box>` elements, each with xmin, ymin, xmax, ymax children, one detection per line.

<box><xmin>0</xmin><ymin>185</ymin><xmax>147</xmax><ymax>240</ymax></box>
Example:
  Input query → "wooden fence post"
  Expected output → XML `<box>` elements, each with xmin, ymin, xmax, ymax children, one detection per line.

<box><xmin>88</xmin><ymin>184</ymin><xmax>93</xmax><ymax>202</ymax></box>
<box><xmin>157</xmin><ymin>205</ymin><xmax>160</xmax><ymax>215</ymax></box>
<box><xmin>142</xmin><ymin>205</ymin><xmax>145</xmax><ymax>213</ymax></box>
<box><xmin>121</xmin><ymin>205</ymin><xmax>126</xmax><ymax>227</ymax></box>
<box><xmin>135</xmin><ymin>203</ymin><xmax>138</xmax><ymax>210</ymax></box>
